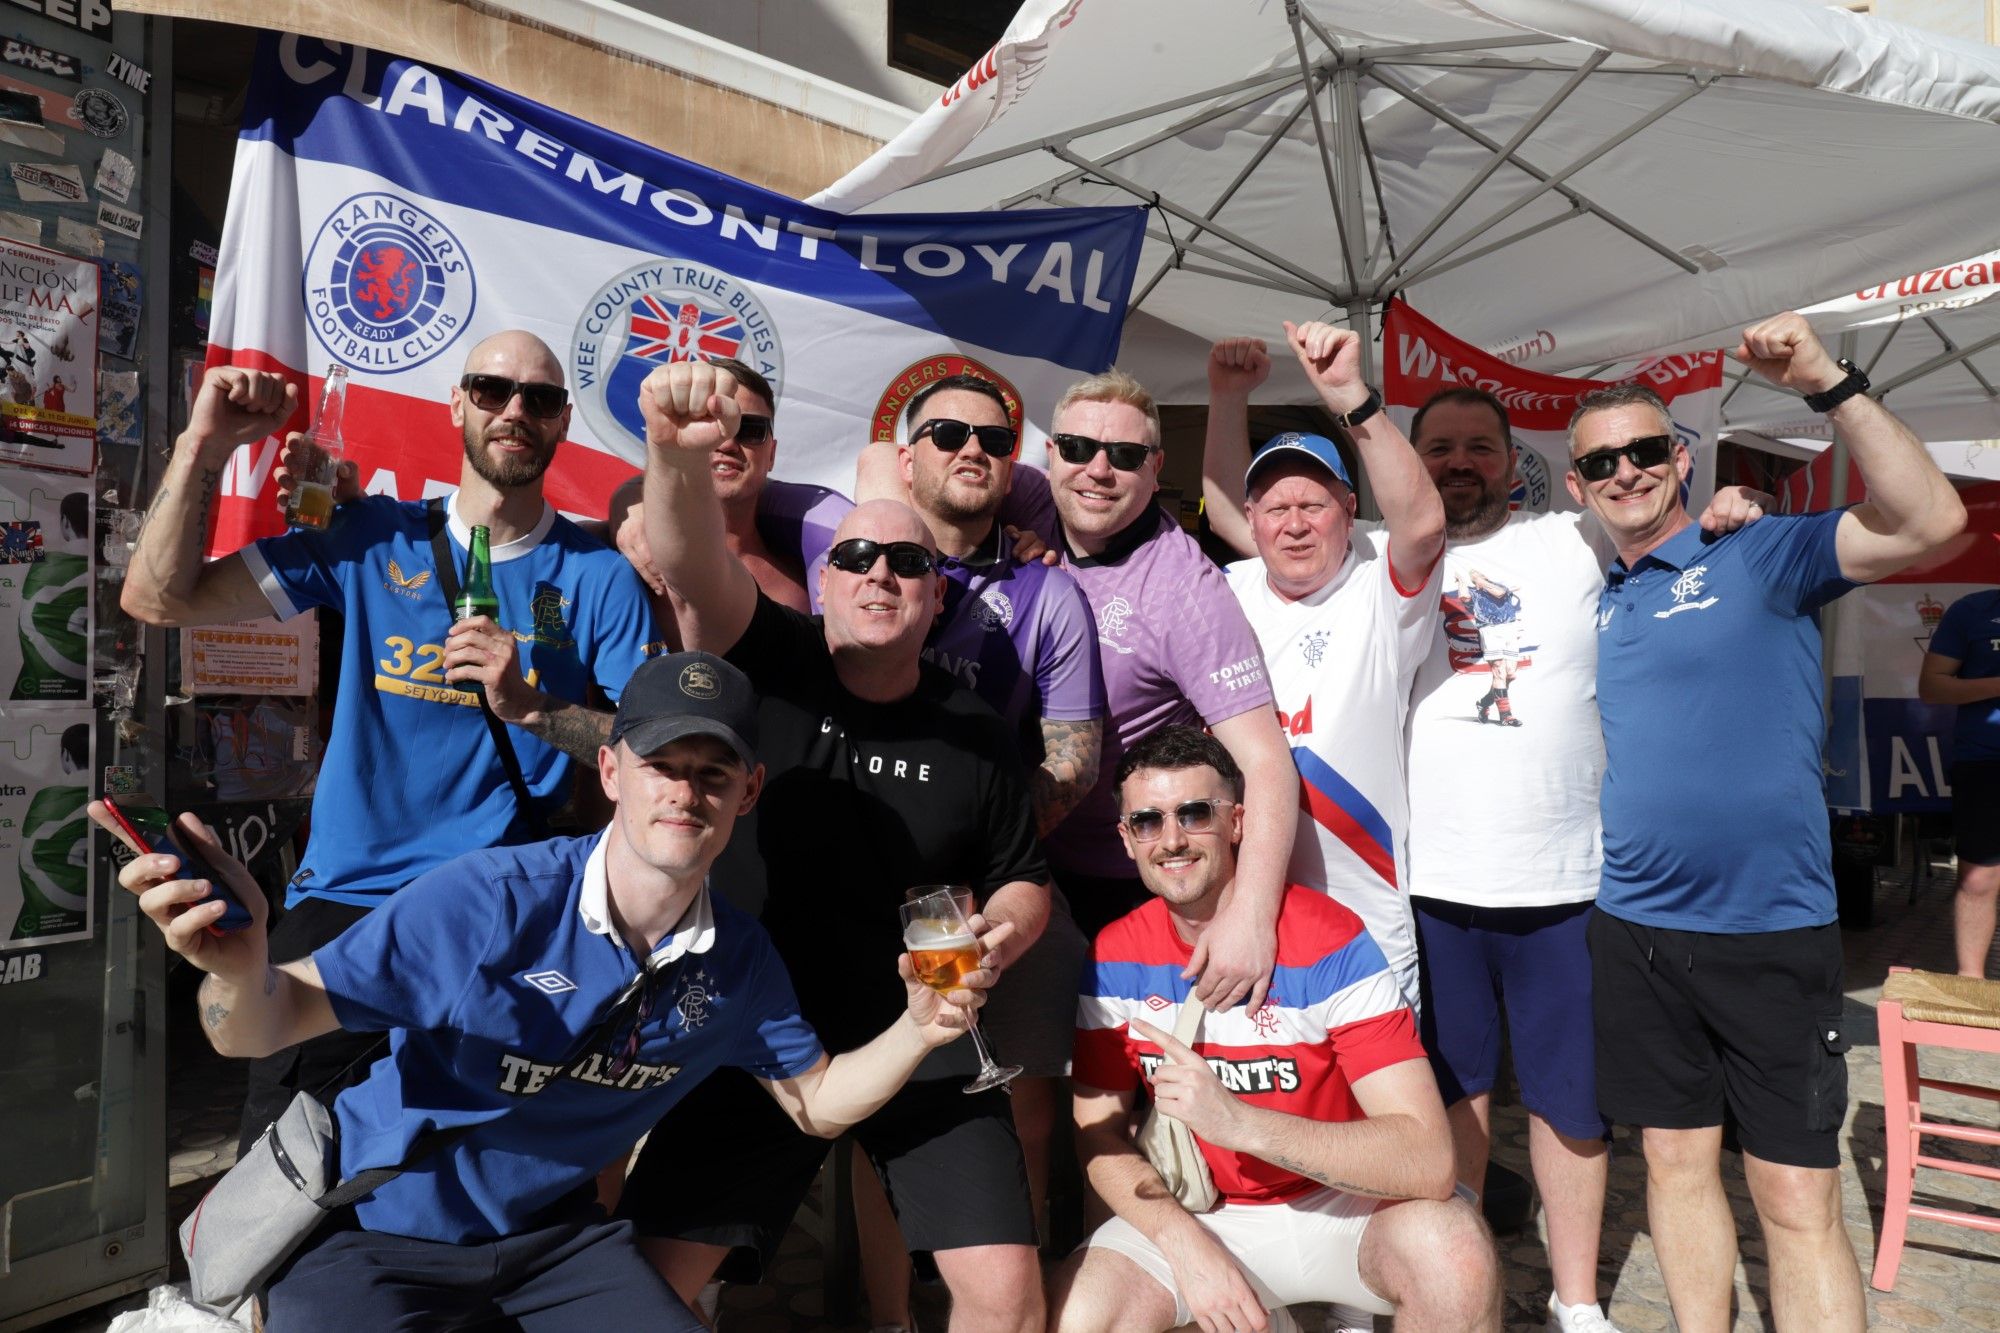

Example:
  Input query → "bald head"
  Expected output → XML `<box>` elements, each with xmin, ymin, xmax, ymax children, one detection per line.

<box><xmin>835</xmin><ymin>499</ymin><xmax>935</xmax><ymax>552</ymax></box>
<box><xmin>463</xmin><ymin>330</ymin><xmax>565</xmax><ymax>386</ymax></box>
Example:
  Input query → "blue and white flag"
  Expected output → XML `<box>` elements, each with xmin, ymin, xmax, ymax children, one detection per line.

<box><xmin>206</xmin><ymin>34</ymin><xmax>1145</xmax><ymax>554</ymax></box>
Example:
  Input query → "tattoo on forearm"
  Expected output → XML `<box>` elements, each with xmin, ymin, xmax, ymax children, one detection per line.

<box><xmin>525</xmin><ymin>699</ymin><xmax>614</xmax><ymax>763</ymax></box>
<box><xmin>202</xmin><ymin>1001</ymin><xmax>230</xmax><ymax>1031</ymax></box>
<box><xmin>1261</xmin><ymin>1151</ymin><xmax>1401</xmax><ymax>1199</ymax></box>
<box><xmin>1032</xmin><ymin>717</ymin><xmax>1102</xmax><ymax>835</ymax></box>
<box><xmin>191</xmin><ymin>465</ymin><xmax>222</xmax><ymax>542</ymax></box>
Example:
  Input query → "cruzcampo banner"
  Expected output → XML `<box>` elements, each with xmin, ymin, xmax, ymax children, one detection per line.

<box><xmin>202</xmin><ymin>34</ymin><xmax>1146</xmax><ymax>555</ymax></box>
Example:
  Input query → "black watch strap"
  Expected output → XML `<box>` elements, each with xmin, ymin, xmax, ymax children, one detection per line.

<box><xmin>1803</xmin><ymin>358</ymin><xmax>1870</xmax><ymax>415</ymax></box>
<box><xmin>1334</xmin><ymin>386</ymin><xmax>1383</xmax><ymax>429</ymax></box>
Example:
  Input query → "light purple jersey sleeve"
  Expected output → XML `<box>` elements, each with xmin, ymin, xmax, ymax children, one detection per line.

<box><xmin>1166</xmin><ymin>557</ymin><xmax>1273</xmax><ymax>724</ymax></box>
<box><xmin>756</xmin><ymin>479</ymin><xmax>854</xmax><ymax>614</ymax></box>
<box><xmin>1033</xmin><ymin>567</ymin><xmax>1106</xmax><ymax>723</ymax></box>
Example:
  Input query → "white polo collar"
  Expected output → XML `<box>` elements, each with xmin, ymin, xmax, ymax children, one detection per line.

<box><xmin>577</xmin><ymin>829</ymin><xmax>718</xmax><ymax>966</ymax></box>
<box><xmin>446</xmin><ymin>488</ymin><xmax>555</xmax><ymax>563</ymax></box>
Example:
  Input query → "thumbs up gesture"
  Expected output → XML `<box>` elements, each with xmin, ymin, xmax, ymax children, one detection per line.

<box><xmin>1130</xmin><ymin>1015</ymin><xmax>1246</xmax><ymax>1147</ymax></box>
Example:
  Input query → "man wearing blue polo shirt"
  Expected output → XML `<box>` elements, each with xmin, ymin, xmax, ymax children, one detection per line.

<box><xmin>1919</xmin><ymin>588</ymin><xmax>2000</xmax><ymax>977</ymax></box>
<box><xmin>1567</xmin><ymin>311</ymin><xmax>1965</xmax><ymax>1333</ymax></box>
<box><xmin>113</xmin><ymin>652</ymin><xmax>991</xmax><ymax>1331</ymax></box>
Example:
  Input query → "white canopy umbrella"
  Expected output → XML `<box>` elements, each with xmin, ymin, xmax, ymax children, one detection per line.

<box><xmin>816</xmin><ymin>0</ymin><xmax>2000</xmax><ymax>404</ymax></box>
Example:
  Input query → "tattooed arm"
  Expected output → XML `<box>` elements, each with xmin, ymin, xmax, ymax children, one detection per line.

<box><xmin>509</xmin><ymin>695</ymin><xmax>613</xmax><ymax>763</ymax></box>
<box><xmin>122</xmin><ymin>367</ymin><xmax>297</xmax><ymax>627</ymax></box>
<box><xmin>1032</xmin><ymin>716</ymin><xmax>1102</xmax><ymax>836</ymax></box>
<box><xmin>196</xmin><ymin>957</ymin><xmax>338</xmax><ymax>1060</ymax></box>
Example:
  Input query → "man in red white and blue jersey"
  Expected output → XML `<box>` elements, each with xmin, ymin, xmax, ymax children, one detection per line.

<box><xmin>1054</xmin><ymin>726</ymin><xmax>1498</xmax><ymax>1333</ymax></box>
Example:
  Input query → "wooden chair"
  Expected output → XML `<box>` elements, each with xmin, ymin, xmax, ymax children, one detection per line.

<box><xmin>1870</xmin><ymin>967</ymin><xmax>2000</xmax><ymax>1291</ymax></box>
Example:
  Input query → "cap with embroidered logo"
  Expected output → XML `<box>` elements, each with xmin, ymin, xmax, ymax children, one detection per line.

<box><xmin>609</xmin><ymin>651</ymin><xmax>759</xmax><ymax>767</ymax></box>
<box><xmin>1244</xmin><ymin>431</ymin><xmax>1354</xmax><ymax>492</ymax></box>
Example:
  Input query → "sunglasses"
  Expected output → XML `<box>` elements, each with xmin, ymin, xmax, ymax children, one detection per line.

<box><xmin>460</xmin><ymin>373</ymin><xmax>569</xmax><ymax>419</ymax></box>
<box><xmin>827</xmin><ymin>537</ymin><xmax>937</xmax><ymax>578</ymax></box>
<box><xmin>1121</xmin><ymin>798</ymin><xmax>1235</xmax><ymax>842</ymax></box>
<box><xmin>1053</xmin><ymin>432</ymin><xmax>1161</xmax><ymax>472</ymax></box>
<box><xmin>597</xmin><ymin>962</ymin><xmax>670</xmax><ymax>1080</ymax></box>
<box><xmin>735</xmin><ymin>414</ymin><xmax>773</xmax><ymax>445</ymax></box>
<box><xmin>1572</xmin><ymin>434</ymin><xmax>1674</xmax><ymax>483</ymax></box>
<box><xmin>913</xmin><ymin>418</ymin><xmax>1018</xmax><ymax>458</ymax></box>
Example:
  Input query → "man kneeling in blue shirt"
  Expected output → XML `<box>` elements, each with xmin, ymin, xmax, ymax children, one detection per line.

<box><xmin>113</xmin><ymin>651</ymin><xmax>999</xmax><ymax>1331</ymax></box>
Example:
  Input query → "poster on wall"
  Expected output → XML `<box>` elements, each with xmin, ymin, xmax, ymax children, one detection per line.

<box><xmin>0</xmin><ymin>707</ymin><xmax>93</xmax><ymax>950</ymax></box>
<box><xmin>0</xmin><ymin>467</ymin><xmax>89</xmax><ymax>701</ymax></box>
<box><xmin>0</xmin><ymin>236</ymin><xmax>98</xmax><ymax>474</ymax></box>
<box><xmin>180</xmin><ymin>611</ymin><xmax>315</xmax><ymax>696</ymax></box>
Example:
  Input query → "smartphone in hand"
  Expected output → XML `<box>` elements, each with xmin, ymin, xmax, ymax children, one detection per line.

<box><xmin>90</xmin><ymin>797</ymin><xmax>255</xmax><ymax>935</ymax></box>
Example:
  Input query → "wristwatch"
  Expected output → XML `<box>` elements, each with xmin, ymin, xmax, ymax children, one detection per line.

<box><xmin>1803</xmin><ymin>358</ymin><xmax>1871</xmax><ymax>415</ymax></box>
<box><xmin>1332</xmin><ymin>386</ymin><xmax>1383</xmax><ymax>429</ymax></box>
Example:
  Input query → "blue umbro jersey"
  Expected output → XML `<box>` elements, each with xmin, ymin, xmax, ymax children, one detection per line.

<box><xmin>244</xmin><ymin>494</ymin><xmax>658</xmax><ymax>905</ymax></box>
<box><xmin>315</xmin><ymin>834</ymin><xmax>823</xmax><ymax>1244</ymax></box>
<box><xmin>1931</xmin><ymin>588</ymin><xmax>2000</xmax><ymax>761</ymax></box>
<box><xmin>1594</xmin><ymin>511</ymin><xmax>1857</xmax><ymax>932</ymax></box>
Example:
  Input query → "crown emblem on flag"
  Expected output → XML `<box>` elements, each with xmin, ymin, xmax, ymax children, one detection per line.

<box><xmin>1917</xmin><ymin>594</ymin><xmax>1944</xmax><ymax>630</ymax></box>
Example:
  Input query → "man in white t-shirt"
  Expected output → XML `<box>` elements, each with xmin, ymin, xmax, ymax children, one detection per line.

<box><xmin>1403</xmin><ymin>387</ymin><xmax>1623</xmax><ymax>1333</ymax></box>
<box><xmin>1206</xmin><ymin>324</ymin><xmax>1445</xmax><ymax>1010</ymax></box>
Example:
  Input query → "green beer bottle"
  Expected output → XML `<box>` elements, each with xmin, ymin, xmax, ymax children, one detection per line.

<box><xmin>455</xmin><ymin>524</ymin><xmax>499</xmax><ymax>694</ymax></box>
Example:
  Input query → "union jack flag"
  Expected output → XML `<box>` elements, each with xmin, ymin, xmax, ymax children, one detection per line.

<box><xmin>627</xmin><ymin>294</ymin><xmax>745</xmax><ymax>363</ymax></box>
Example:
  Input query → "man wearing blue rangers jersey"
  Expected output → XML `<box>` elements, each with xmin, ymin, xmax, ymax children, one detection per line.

<box><xmin>113</xmin><ymin>652</ymin><xmax>993</xmax><ymax>1332</ymax></box>
<box><xmin>122</xmin><ymin>331</ymin><xmax>657</xmax><ymax>1154</ymax></box>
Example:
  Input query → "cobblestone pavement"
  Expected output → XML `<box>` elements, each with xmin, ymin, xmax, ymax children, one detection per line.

<box><xmin>81</xmin><ymin>858</ymin><xmax>1999</xmax><ymax>1331</ymax></box>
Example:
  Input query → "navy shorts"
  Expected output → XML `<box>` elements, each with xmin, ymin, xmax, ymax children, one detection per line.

<box><xmin>618</xmin><ymin>1067</ymin><xmax>1036</xmax><ymax>1266</ymax></box>
<box><xmin>1954</xmin><ymin>761</ymin><xmax>2000</xmax><ymax>865</ymax></box>
<box><xmin>1413</xmin><ymin>897</ymin><xmax>1607</xmax><ymax>1142</ymax></box>
<box><xmin>1588</xmin><ymin>909</ymin><xmax>1850</xmax><ymax>1169</ymax></box>
<box><xmin>267</xmin><ymin>1202</ymin><xmax>699</xmax><ymax>1331</ymax></box>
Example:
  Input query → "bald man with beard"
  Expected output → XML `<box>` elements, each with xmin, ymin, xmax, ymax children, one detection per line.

<box><xmin>124</xmin><ymin>330</ymin><xmax>659</xmax><ymax>1152</ymax></box>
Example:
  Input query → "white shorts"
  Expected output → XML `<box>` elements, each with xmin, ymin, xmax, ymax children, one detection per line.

<box><xmin>1081</xmin><ymin>1186</ymin><xmax>1394</xmax><ymax>1321</ymax></box>
<box><xmin>1477</xmin><ymin>622</ymin><xmax>1522</xmax><ymax>661</ymax></box>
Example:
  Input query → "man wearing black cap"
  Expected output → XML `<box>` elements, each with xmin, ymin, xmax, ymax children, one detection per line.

<box><xmin>1205</xmin><ymin>322</ymin><xmax>1446</xmax><ymax>1009</ymax></box>
<box><xmin>113</xmin><ymin>651</ymin><xmax>987</xmax><ymax>1332</ymax></box>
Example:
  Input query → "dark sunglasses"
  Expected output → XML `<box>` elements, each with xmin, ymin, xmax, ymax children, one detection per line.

<box><xmin>735</xmin><ymin>414</ymin><xmax>773</xmax><ymax>445</ymax></box>
<box><xmin>1053</xmin><ymin>432</ymin><xmax>1161</xmax><ymax>472</ymax></box>
<box><xmin>460</xmin><ymin>373</ymin><xmax>568</xmax><ymax>419</ymax></box>
<box><xmin>597</xmin><ymin>963</ymin><xmax>669</xmax><ymax>1080</ymax></box>
<box><xmin>1572</xmin><ymin>434</ymin><xmax>1674</xmax><ymax>483</ymax></box>
<box><xmin>827</xmin><ymin>537</ymin><xmax>937</xmax><ymax>578</ymax></box>
<box><xmin>1121</xmin><ymin>798</ymin><xmax>1235</xmax><ymax>842</ymax></box>
<box><xmin>912</xmin><ymin>418</ymin><xmax>1018</xmax><ymax>458</ymax></box>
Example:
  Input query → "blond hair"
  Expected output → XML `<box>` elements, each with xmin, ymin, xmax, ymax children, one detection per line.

<box><xmin>1054</xmin><ymin>367</ymin><xmax>1161</xmax><ymax>444</ymax></box>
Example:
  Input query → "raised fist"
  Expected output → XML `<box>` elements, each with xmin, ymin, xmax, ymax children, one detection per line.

<box><xmin>1207</xmin><ymin>338</ymin><xmax>1271</xmax><ymax>398</ymax></box>
<box><xmin>638</xmin><ymin>360</ymin><xmax>742</xmax><ymax>455</ymax></box>
<box><xmin>1283</xmin><ymin>320</ymin><xmax>1369</xmax><ymax>417</ymax></box>
<box><xmin>1731</xmin><ymin>311</ymin><xmax>1845</xmax><ymax>397</ymax></box>
<box><xmin>185</xmin><ymin>367</ymin><xmax>299</xmax><ymax>460</ymax></box>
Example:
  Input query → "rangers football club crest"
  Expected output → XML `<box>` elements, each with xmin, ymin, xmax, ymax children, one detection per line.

<box><xmin>570</xmin><ymin>260</ymin><xmax>784</xmax><ymax>452</ymax></box>
<box><xmin>872</xmin><ymin>354</ymin><xmax>1023</xmax><ymax>442</ymax></box>
<box><xmin>303</xmin><ymin>192</ymin><xmax>476</xmax><ymax>372</ymax></box>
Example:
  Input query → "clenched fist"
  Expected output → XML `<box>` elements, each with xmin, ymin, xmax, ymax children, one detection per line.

<box><xmin>639</xmin><ymin>360</ymin><xmax>742</xmax><ymax>455</ymax></box>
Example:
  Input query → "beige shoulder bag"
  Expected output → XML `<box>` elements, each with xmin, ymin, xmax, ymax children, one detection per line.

<box><xmin>1136</xmin><ymin>995</ymin><xmax>1219</xmax><ymax>1213</ymax></box>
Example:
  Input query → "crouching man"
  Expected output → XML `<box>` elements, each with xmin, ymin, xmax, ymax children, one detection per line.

<box><xmin>1054</xmin><ymin>727</ymin><xmax>1499</xmax><ymax>1332</ymax></box>
<box><xmin>110</xmin><ymin>651</ymin><xmax>993</xmax><ymax>1331</ymax></box>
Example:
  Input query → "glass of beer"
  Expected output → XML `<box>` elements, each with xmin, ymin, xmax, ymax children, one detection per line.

<box><xmin>901</xmin><ymin>885</ymin><xmax>1020</xmax><ymax>1094</ymax></box>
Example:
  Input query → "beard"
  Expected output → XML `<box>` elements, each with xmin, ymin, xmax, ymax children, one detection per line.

<box><xmin>1441</xmin><ymin>474</ymin><xmax>1512</xmax><ymax>540</ymax></box>
<box><xmin>912</xmin><ymin>463</ymin><xmax>1003</xmax><ymax>528</ymax></box>
<box><xmin>463</xmin><ymin>423</ymin><xmax>557</xmax><ymax>489</ymax></box>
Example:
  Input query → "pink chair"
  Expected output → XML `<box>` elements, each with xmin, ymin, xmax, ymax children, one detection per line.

<box><xmin>1871</xmin><ymin>966</ymin><xmax>2000</xmax><ymax>1291</ymax></box>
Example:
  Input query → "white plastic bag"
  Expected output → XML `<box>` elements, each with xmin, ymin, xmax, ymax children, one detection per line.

<box><xmin>103</xmin><ymin>1283</ymin><xmax>249</xmax><ymax>1331</ymax></box>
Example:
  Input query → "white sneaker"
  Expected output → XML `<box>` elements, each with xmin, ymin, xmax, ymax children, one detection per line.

<box><xmin>1546</xmin><ymin>1294</ymin><xmax>1624</xmax><ymax>1333</ymax></box>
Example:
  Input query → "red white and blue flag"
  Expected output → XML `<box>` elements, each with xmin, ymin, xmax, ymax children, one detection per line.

<box><xmin>202</xmin><ymin>35</ymin><xmax>1145</xmax><ymax>555</ymax></box>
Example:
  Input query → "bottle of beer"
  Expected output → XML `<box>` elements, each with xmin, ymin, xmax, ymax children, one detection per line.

<box><xmin>454</xmin><ymin>525</ymin><xmax>499</xmax><ymax>694</ymax></box>
<box><xmin>285</xmin><ymin>366</ymin><xmax>348</xmax><ymax>531</ymax></box>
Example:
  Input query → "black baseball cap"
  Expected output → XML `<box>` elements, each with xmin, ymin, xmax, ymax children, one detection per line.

<box><xmin>608</xmin><ymin>651</ymin><xmax>759</xmax><ymax>767</ymax></box>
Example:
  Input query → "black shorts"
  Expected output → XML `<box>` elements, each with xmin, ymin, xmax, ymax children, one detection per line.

<box><xmin>1954</xmin><ymin>761</ymin><xmax>2000</xmax><ymax>865</ymax></box>
<box><xmin>617</xmin><ymin>1068</ymin><xmax>1036</xmax><ymax>1266</ymax></box>
<box><xmin>1587</xmin><ymin>909</ymin><xmax>1851</xmax><ymax>1169</ymax></box>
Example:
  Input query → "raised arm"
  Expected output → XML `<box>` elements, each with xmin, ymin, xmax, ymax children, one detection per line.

<box><xmin>107</xmin><ymin>808</ymin><xmax>337</xmax><ymax>1058</ymax></box>
<box><xmin>1285</xmin><ymin>320</ymin><xmax>1445</xmax><ymax>589</ymax></box>
<box><xmin>1195</xmin><ymin>706</ymin><xmax>1299</xmax><ymax>1014</ymax></box>
<box><xmin>1200</xmin><ymin>338</ymin><xmax>1268</xmax><ymax>559</ymax></box>
<box><xmin>1134</xmin><ymin>1016</ymin><xmax>1455</xmax><ymax>1203</ymax></box>
<box><xmin>639</xmin><ymin>360</ymin><xmax>761</xmax><ymax>653</ymax></box>
<box><xmin>1034</xmin><ymin>716</ymin><xmax>1102</xmax><ymax>836</ymax></box>
<box><xmin>123</xmin><ymin>367</ymin><xmax>299</xmax><ymax>627</ymax></box>
<box><xmin>853</xmin><ymin>439</ymin><xmax>913</xmax><ymax>505</ymax></box>
<box><xmin>1731</xmin><ymin>312</ymin><xmax>1966</xmax><ymax>583</ymax></box>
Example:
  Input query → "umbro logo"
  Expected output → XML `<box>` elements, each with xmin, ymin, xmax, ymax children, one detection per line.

<box><xmin>1143</xmin><ymin>994</ymin><xmax>1171</xmax><ymax>1012</ymax></box>
<box><xmin>523</xmin><ymin>969</ymin><xmax>576</xmax><ymax>995</ymax></box>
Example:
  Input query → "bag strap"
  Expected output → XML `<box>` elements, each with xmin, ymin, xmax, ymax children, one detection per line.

<box><xmin>316</xmin><ymin>1121</ymin><xmax>476</xmax><ymax>1210</ymax></box>
<box><xmin>428</xmin><ymin>498</ymin><xmax>543</xmax><ymax>835</ymax></box>
<box><xmin>1172</xmin><ymin>993</ymin><xmax>1205</xmax><ymax>1045</ymax></box>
